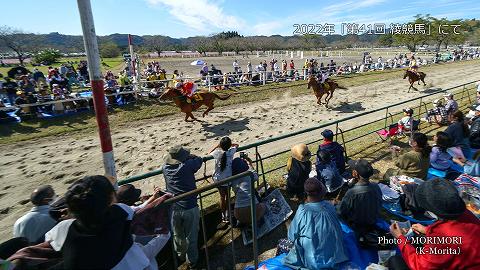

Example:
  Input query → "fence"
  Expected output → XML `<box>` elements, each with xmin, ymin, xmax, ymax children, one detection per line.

<box><xmin>116</xmin><ymin>80</ymin><xmax>479</xmax><ymax>268</ymax></box>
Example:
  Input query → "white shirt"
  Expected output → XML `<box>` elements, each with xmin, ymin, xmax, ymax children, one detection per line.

<box><xmin>13</xmin><ymin>205</ymin><xmax>56</xmax><ymax>243</ymax></box>
<box><xmin>211</xmin><ymin>147</ymin><xmax>237</xmax><ymax>182</ymax></box>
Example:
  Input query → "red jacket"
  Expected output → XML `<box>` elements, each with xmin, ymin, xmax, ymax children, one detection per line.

<box><xmin>397</xmin><ymin>210</ymin><xmax>480</xmax><ymax>270</ymax></box>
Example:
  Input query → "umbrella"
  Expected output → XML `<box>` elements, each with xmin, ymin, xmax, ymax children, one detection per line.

<box><xmin>7</xmin><ymin>66</ymin><xmax>30</xmax><ymax>79</ymax></box>
<box><xmin>190</xmin><ymin>59</ymin><xmax>205</xmax><ymax>66</ymax></box>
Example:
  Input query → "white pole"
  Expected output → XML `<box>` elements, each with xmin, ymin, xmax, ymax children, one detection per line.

<box><xmin>300</xmin><ymin>51</ymin><xmax>304</xmax><ymax>59</ymax></box>
<box><xmin>76</xmin><ymin>0</ymin><xmax>117</xmax><ymax>183</ymax></box>
<box><xmin>290</xmin><ymin>51</ymin><xmax>293</xmax><ymax>58</ymax></box>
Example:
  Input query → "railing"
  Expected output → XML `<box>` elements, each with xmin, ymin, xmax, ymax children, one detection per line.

<box><xmin>117</xmin><ymin>80</ymin><xmax>478</xmax><ymax>269</ymax></box>
<box><xmin>161</xmin><ymin>170</ymin><xmax>259</xmax><ymax>269</ymax></box>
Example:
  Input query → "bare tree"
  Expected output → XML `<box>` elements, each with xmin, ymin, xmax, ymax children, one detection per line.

<box><xmin>0</xmin><ymin>26</ymin><xmax>38</xmax><ymax>65</ymax></box>
<box><xmin>143</xmin><ymin>35</ymin><xmax>173</xmax><ymax>55</ymax></box>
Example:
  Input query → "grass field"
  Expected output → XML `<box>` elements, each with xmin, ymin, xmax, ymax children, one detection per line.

<box><xmin>1</xmin><ymin>58</ymin><xmax>479</xmax><ymax>145</ymax></box>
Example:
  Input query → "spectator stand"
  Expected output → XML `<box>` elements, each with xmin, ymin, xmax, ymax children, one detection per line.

<box><xmin>116</xmin><ymin>80</ymin><xmax>479</xmax><ymax>269</ymax></box>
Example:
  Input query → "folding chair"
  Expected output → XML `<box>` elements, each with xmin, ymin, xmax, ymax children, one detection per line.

<box><xmin>376</xmin><ymin>123</ymin><xmax>400</xmax><ymax>142</ymax></box>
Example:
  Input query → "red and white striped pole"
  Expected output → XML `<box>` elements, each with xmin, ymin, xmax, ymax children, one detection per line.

<box><xmin>77</xmin><ymin>0</ymin><xmax>117</xmax><ymax>184</ymax></box>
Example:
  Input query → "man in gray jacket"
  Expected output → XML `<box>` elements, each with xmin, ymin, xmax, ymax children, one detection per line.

<box><xmin>163</xmin><ymin>145</ymin><xmax>203</xmax><ymax>269</ymax></box>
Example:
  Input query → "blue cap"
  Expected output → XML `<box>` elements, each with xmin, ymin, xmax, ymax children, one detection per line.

<box><xmin>321</xmin><ymin>129</ymin><xmax>334</xmax><ymax>140</ymax></box>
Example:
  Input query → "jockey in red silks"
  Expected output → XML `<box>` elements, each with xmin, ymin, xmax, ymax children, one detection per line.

<box><xmin>175</xmin><ymin>81</ymin><xmax>201</xmax><ymax>103</ymax></box>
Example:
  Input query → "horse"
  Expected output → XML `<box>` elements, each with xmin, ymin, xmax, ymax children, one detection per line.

<box><xmin>307</xmin><ymin>76</ymin><xmax>347</xmax><ymax>107</ymax></box>
<box><xmin>403</xmin><ymin>70</ymin><xmax>426</xmax><ymax>92</ymax></box>
<box><xmin>159</xmin><ymin>88</ymin><xmax>231</xmax><ymax>122</ymax></box>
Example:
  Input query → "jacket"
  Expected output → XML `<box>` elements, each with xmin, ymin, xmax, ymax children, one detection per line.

<box><xmin>317</xmin><ymin>141</ymin><xmax>346</xmax><ymax>173</ymax></box>
<box><xmin>397</xmin><ymin>210</ymin><xmax>480</xmax><ymax>270</ymax></box>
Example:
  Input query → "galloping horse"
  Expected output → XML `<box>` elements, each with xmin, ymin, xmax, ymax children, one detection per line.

<box><xmin>307</xmin><ymin>76</ymin><xmax>347</xmax><ymax>107</ymax></box>
<box><xmin>159</xmin><ymin>88</ymin><xmax>231</xmax><ymax>122</ymax></box>
<box><xmin>403</xmin><ymin>70</ymin><xmax>427</xmax><ymax>92</ymax></box>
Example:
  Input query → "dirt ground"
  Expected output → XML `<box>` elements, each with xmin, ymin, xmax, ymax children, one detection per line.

<box><xmin>0</xmin><ymin>58</ymin><xmax>479</xmax><ymax>259</ymax></box>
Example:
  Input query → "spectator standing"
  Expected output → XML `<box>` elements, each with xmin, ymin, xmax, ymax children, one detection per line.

<box><xmin>209</xmin><ymin>137</ymin><xmax>238</xmax><ymax>223</ymax></box>
<box><xmin>162</xmin><ymin>145</ymin><xmax>202</xmax><ymax>269</ymax></box>
<box><xmin>13</xmin><ymin>185</ymin><xmax>57</xmax><ymax>243</ymax></box>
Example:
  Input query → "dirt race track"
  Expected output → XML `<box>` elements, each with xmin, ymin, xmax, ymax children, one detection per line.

<box><xmin>1</xmin><ymin>59</ymin><xmax>480</xmax><ymax>241</ymax></box>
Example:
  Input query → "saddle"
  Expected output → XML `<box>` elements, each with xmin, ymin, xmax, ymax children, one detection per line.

<box><xmin>185</xmin><ymin>93</ymin><xmax>203</xmax><ymax>104</ymax></box>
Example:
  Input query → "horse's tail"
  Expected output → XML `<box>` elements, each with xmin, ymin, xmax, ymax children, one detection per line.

<box><xmin>213</xmin><ymin>93</ymin><xmax>232</xmax><ymax>100</ymax></box>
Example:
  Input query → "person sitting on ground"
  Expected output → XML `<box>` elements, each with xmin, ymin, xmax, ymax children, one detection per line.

<box><xmin>388</xmin><ymin>178</ymin><xmax>480</xmax><ymax>270</ymax></box>
<box><xmin>453</xmin><ymin>150</ymin><xmax>480</xmax><ymax>177</ymax></box>
<box><xmin>425</xmin><ymin>99</ymin><xmax>448</xmax><ymax>126</ymax></box>
<box><xmin>384</xmin><ymin>132</ymin><xmax>431</xmax><ymax>180</ymax></box>
<box><xmin>315</xmin><ymin>150</ymin><xmax>344</xmax><ymax>198</ymax></box>
<box><xmin>13</xmin><ymin>185</ymin><xmax>57</xmax><ymax>244</ymax></box>
<box><xmin>282</xmin><ymin>177</ymin><xmax>348</xmax><ymax>269</ymax></box>
<box><xmin>162</xmin><ymin>145</ymin><xmax>202</xmax><ymax>269</ymax></box>
<box><xmin>230</xmin><ymin>157</ymin><xmax>266</xmax><ymax>226</ymax></box>
<box><xmin>430</xmin><ymin>131</ymin><xmax>453</xmax><ymax>171</ymax></box>
<box><xmin>398</xmin><ymin>107</ymin><xmax>415</xmax><ymax>132</ymax></box>
<box><xmin>209</xmin><ymin>137</ymin><xmax>239</xmax><ymax>223</ymax></box>
<box><xmin>445</xmin><ymin>110</ymin><xmax>470</xmax><ymax>158</ymax></box>
<box><xmin>286</xmin><ymin>144</ymin><xmax>312</xmax><ymax>199</ymax></box>
<box><xmin>42</xmin><ymin>175</ymin><xmax>169</xmax><ymax>269</ymax></box>
<box><xmin>468</xmin><ymin>105</ymin><xmax>480</xmax><ymax>149</ymax></box>
<box><xmin>317</xmin><ymin>129</ymin><xmax>346</xmax><ymax>174</ymax></box>
<box><xmin>338</xmin><ymin>159</ymin><xmax>382</xmax><ymax>235</ymax></box>
<box><xmin>444</xmin><ymin>92</ymin><xmax>459</xmax><ymax>119</ymax></box>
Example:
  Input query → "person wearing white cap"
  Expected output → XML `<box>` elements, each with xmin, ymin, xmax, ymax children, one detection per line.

<box><xmin>443</xmin><ymin>92</ymin><xmax>458</xmax><ymax>119</ymax></box>
<box><xmin>425</xmin><ymin>99</ymin><xmax>448</xmax><ymax>125</ymax></box>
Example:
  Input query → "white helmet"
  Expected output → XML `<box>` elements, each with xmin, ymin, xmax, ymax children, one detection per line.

<box><xmin>174</xmin><ymin>82</ymin><xmax>183</xmax><ymax>89</ymax></box>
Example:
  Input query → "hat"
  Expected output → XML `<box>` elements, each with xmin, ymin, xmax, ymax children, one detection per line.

<box><xmin>16</xmin><ymin>91</ymin><xmax>24</xmax><ymax>96</ymax></box>
<box><xmin>232</xmin><ymin>157</ymin><xmax>249</xmax><ymax>175</ymax></box>
<box><xmin>164</xmin><ymin>145</ymin><xmax>190</xmax><ymax>165</ymax></box>
<box><xmin>433</xmin><ymin>99</ymin><xmax>442</xmax><ymax>106</ymax></box>
<box><xmin>117</xmin><ymin>184</ymin><xmax>141</xmax><ymax>205</ymax></box>
<box><xmin>348</xmin><ymin>159</ymin><xmax>374</xmax><ymax>179</ymax></box>
<box><xmin>304</xmin><ymin>177</ymin><xmax>327</xmax><ymax>198</ymax></box>
<box><xmin>443</xmin><ymin>92</ymin><xmax>453</xmax><ymax>97</ymax></box>
<box><xmin>174</xmin><ymin>82</ymin><xmax>182</xmax><ymax>89</ymax></box>
<box><xmin>321</xmin><ymin>129</ymin><xmax>334</xmax><ymax>140</ymax></box>
<box><xmin>290</xmin><ymin>144</ymin><xmax>311</xmax><ymax>162</ymax></box>
<box><xmin>415</xmin><ymin>178</ymin><xmax>465</xmax><ymax>220</ymax></box>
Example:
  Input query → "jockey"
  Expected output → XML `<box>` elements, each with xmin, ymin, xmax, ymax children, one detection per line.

<box><xmin>175</xmin><ymin>81</ymin><xmax>202</xmax><ymax>103</ymax></box>
<box><xmin>409</xmin><ymin>55</ymin><xmax>419</xmax><ymax>75</ymax></box>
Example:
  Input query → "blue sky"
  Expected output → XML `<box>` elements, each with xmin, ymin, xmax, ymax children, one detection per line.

<box><xmin>2</xmin><ymin>0</ymin><xmax>479</xmax><ymax>37</ymax></box>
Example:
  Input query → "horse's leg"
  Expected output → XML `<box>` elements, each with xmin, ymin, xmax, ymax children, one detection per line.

<box><xmin>326</xmin><ymin>90</ymin><xmax>335</xmax><ymax>107</ymax></box>
<box><xmin>203</xmin><ymin>102</ymin><xmax>214</xmax><ymax>117</ymax></box>
<box><xmin>323</xmin><ymin>92</ymin><xmax>330</xmax><ymax>106</ymax></box>
<box><xmin>422</xmin><ymin>78</ymin><xmax>426</xmax><ymax>86</ymax></box>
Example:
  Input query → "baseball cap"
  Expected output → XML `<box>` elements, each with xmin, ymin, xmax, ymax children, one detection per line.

<box><xmin>116</xmin><ymin>184</ymin><xmax>142</xmax><ymax>205</ymax></box>
<box><xmin>321</xmin><ymin>129</ymin><xmax>334</xmax><ymax>140</ymax></box>
<box><xmin>348</xmin><ymin>159</ymin><xmax>374</xmax><ymax>179</ymax></box>
<box><xmin>443</xmin><ymin>92</ymin><xmax>453</xmax><ymax>97</ymax></box>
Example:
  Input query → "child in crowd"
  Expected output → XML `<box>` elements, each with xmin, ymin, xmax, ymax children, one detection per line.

<box><xmin>398</xmin><ymin>107</ymin><xmax>414</xmax><ymax>132</ymax></box>
<box><xmin>430</xmin><ymin>131</ymin><xmax>453</xmax><ymax>170</ymax></box>
<box><xmin>209</xmin><ymin>137</ymin><xmax>239</xmax><ymax>222</ymax></box>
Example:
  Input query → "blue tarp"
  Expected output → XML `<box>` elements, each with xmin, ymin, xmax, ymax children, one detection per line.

<box><xmin>244</xmin><ymin>219</ymin><xmax>392</xmax><ymax>270</ymax></box>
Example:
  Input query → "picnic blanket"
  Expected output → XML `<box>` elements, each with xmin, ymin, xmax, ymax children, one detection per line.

<box><xmin>244</xmin><ymin>219</ymin><xmax>392</xmax><ymax>270</ymax></box>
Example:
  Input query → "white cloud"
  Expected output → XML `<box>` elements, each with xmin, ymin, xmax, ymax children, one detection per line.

<box><xmin>251</xmin><ymin>21</ymin><xmax>284</xmax><ymax>35</ymax></box>
<box><xmin>323</xmin><ymin>0</ymin><xmax>386</xmax><ymax>14</ymax></box>
<box><xmin>146</xmin><ymin>0</ymin><xmax>244</xmax><ymax>33</ymax></box>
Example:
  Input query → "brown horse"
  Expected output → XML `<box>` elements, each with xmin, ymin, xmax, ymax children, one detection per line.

<box><xmin>403</xmin><ymin>70</ymin><xmax>426</xmax><ymax>92</ymax></box>
<box><xmin>307</xmin><ymin>76</ymin><xmax>347</xmax><ymax>107</ymax></box>
<box><xmin>159</xmin><ymin>88</ymin><xmax>231</xmax><ymax>122</ymax></box>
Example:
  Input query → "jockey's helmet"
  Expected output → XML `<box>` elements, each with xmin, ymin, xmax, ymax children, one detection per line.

<box><xmin>174</xmin><ymin>82</ymin><xmax>183</xmax><ymax>89</ymax></box>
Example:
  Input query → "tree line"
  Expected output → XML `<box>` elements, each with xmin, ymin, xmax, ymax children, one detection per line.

<box><xmin>1</xmin><ymin>15</ymin><xmax>479</xmax><ymax>65</ymax></box>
